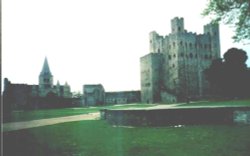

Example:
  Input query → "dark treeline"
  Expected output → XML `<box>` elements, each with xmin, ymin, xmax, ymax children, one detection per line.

<box><xmin>205</xmin><ymin>48</ymin><xmax>250</xmax><ymax>99</ymax></box>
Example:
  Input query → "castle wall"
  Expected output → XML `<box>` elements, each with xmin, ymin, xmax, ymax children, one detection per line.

<box><xmin>141</xmin><ymin>17</ymin><xmax>221</xmax><ymax>103</ymax></box>
<box><xmin>83</xmin><ymin>84</ymin><xmax>105</xmax><ymax>106</ymax></box>
<box><xmin>140</xmin><ymin>53</ymin><xmax>162</xmax><ymax>103</ymax></box>
<box><xmin>3</xmin><ymin>79</ymin><xmax>31</xmax><ymax>110</ymax></box>
<box><xmin>149</xmin><ymin>31</ymin><xmax>164</xmax><ymax>53</ymax></box>
<box><xmin>160</xmin><ymin>91</ymin><xmax>177</xmax><ymax>103</ymax></box>
<box><xmin>3</xmin><ymin>58</ymin><xmax>73</xmax><ymax>110</ymax></box>
<box><xmin>105</xmin><ymin>91</ymin><xmax>140</xmax><ymax>104</ymax></box>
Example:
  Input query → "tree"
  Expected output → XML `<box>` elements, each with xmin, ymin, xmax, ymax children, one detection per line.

<box><xmin>202</xmin><ymin>0</ymin><xmax>250</xmax><ymax>43</ymax></box>
<box><xmin>72</xmin><ymin>91</ymin><xmax>82</xmax><ymax>98</ymax></box>
<box><xmin>204</xmin><ymin>58</ymin><xmax>224</xmax><ymax>96</ymax></box>
<box><xmin>205</xmin><ymin>48</ymin><xmax>250</xmax><ymax>98</ymax></box>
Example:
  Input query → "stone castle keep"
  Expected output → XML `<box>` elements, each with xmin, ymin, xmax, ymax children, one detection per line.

<box><xmin>3</xmin><ymin>17</ymin><xmax>221</xmax><ymax>108</ymax></box>
<box><xmin>140</xmin><ymin>17</ymin><xmax>220</xmax><ymax>103</ymax></box>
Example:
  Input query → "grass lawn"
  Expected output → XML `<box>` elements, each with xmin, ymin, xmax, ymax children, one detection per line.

<box><xmin>3</xmin><ymin>120</ymin><xmax>250</xmax><ymax>156</ymax></box>
<box><xmin>9</xmin><ymin>103</ymin><xmax>155</xmax><ymax>122</ymax></box>
<box><xmin>179</xmin><ymin>99</ymin><xmax>250</xmax><ymax>107</ymax></box>
<box><xmin>8</xmin><ymin>99</ymin><xmax>250</xmax><ymax>122</ymax></box>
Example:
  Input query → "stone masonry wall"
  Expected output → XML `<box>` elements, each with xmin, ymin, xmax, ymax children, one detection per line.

<box><xmin>140</xmin><ymin>17</ymin><xmax>221</xmax><ymax>103</ymax></box>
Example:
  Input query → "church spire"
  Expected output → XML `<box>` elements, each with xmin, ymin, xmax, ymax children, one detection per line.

<box><xmin>40</xmin><ymin>57</ymin><xmax>52</xmax><ymax>76</ymax></box>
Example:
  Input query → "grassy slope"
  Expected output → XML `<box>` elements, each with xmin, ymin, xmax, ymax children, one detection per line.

<box><xmin>3</xmin><ymin>120</ymin><xmax>250</xmax><ymax>156</ymax></box>
<box><xmin>9</xmin><ymin>104</ymin><xmax>155</xmax><ymax>122</ymax></box>
<box><xmin>8</xmin><ymin>99</ymin><xmax>250</xmax><ymax>122</ymax></box>
<box><xmin>179</xmin><ymin>99</ymin><xmax>250</xmax><ymax>107</ymax></box>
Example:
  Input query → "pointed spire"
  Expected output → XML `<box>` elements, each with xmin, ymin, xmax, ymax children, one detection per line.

<box><xmin>40</xmin><ymin>57</ymin><xmax>52</xmax><ymax>76</ymax></box>
<box><xmin>64</xmin><ymin>81</ymin><xmax>68</xmax><ymax>86</ymax></box>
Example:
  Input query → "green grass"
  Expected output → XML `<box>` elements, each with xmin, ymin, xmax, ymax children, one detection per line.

<box><xmin>9</xmin><ymin>103</ymin><xmax>155</xmax><ymax>122</ymax></box>
<box><xmin>3</xmin><ymin>120</ymin><xmax>250</xmax><ymax>156</ymax></box>
<box><xmin>179</xmin><ymin>99</ymin><xmax>250</xmax><ymax>107</ymax></box>
<box><xmin>8</xmin><ymin>99</ymin><xmax>250</xmax><ymax>122</ymax></box>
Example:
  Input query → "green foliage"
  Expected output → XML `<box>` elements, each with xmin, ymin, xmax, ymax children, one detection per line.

<box><xmin>72</xmin><ymin>91</ymin><xmax>82</xmax><ymax>98</ymax></box>
<box><xmin>205</xmin><ymin>48</ymin><xmax>250</xmax><ymax>98</ymax></box>
<box><xmin>202</xmin><ymin>0</ymin><xmax>250</xmax><ymax>42</ymax></box>
<box><xmin>3</xmin><ymin>120</ymin><xmax>250</xmax><ymax>156</ymax></box>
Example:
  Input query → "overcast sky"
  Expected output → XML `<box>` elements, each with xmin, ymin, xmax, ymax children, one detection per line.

<box><xmin>2</xmin><ymin>0</ymin><xmax>250</xmax><ymax>93</ymax></box>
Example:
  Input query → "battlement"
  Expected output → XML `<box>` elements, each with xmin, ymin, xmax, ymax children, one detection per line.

<box><xmin>140</xmin><ymin>52</ymin><xmax>163</xmax><ymax>60</ymax></box>
<box><xmin>171</xmin><ymin>17</ymin><xmax>184</xmax><ymax>33</ymax></box>
<box><xmin>149</xmin><ymin>31</ymin><xmax>164</xmax><ymax>39</ymax></box>
<box><xmin>204</xmin><ymin>23</ymin><xmax>219</xmax><ymax>36</ymax></box>
<box><xmin>142</xmin><ymin>17</ymin><xmax>221</xmax><ymax>103</ymax></box>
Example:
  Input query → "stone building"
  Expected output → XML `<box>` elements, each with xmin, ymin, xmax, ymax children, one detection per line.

<box><xmin>83</xmin><ymin>84</ymin><xmax>141</xmax><ymax>105</ymax></box>
<box><xmin>83</xmin><ymin>84</ymin><xmax>105</xmax><ymax>106</ymax></box>
<box><xmin>3</xmin><ymin>57</ymin><xmax>72</xmax><ymax>109</ymax></box>
<box><xmin>140</xmin><ymin>17</ymin><xmax>220</xmax><ymax>103</ymax></box>
<box><xmin>37</xmin><ymin>57</ymin><xmax>72</xmax><ymax>98</ymax></box>
<box><xmin>105</xmin><ymin>91</ymin><xmax>141</xmax><ymax>104</ymax></box>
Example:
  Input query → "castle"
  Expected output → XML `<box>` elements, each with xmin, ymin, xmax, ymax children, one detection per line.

<box><xmin>4</xmin><ymin>57</ymin><xmax>72</xmax><ymax>109</ymax></box>
<box><xmin>140</xmin><ymin>17</ymin><xmax>221</xmax><ymax>103</ymax></box>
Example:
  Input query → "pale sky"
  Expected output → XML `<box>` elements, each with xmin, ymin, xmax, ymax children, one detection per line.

<box><xmin>2</xmin><ymin>0</ymin><xmax>250</xmax><ymax>93</ymax></box>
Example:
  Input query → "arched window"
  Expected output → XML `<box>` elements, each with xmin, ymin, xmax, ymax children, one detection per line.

<box><xmin>168</xmin><ymin>55</ymin><xmax>172</xmax><ymax>60</ymax></box>
<box><xmin>178</xmin><ymin>27</ymin><xmax>181</xmax><ymax>32</ymax></box>
<box><xmin>190</xmin><ymin>53</ymin><xmax>193</xmax><ymax>58</ymax></box>
<box><xmin>204</xmin><ymin>44</ymin><xmax>207</xmax><ymax>49</ymax></box>
<box><xmin>44</xmin><ymin>78</ymin><xmax>49</xmax><ymax>83</ymax></box>
<box><xmin>189</xmin><ymin>43</ymin><xmax>192</xmax><ymax>48</ymax></box>
<box><xmin>208</xmin><ymin>44</ymin><xmax>211</xmax><ymax>50</ymax></box>
<box><xmin>199</xmin><ymin>44</ymin><xmax>202</xmax><ymax>48</ymax></box>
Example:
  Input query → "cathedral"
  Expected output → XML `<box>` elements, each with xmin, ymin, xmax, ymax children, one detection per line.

<box><xmin>37</xmin><ymin>57</ymin><xmax>71</xmax><ymax>98</ymax></box>
<box><xmin>140</xmin><ymin>17</ymin><xmax>221</xmax><ymax>103</ymax></box>
<box><xmin>3</xmin><ymin>57</ymin><xmax>72</xmax><ymax>109</ymax></box>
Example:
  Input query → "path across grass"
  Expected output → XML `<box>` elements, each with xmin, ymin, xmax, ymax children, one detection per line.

<box><xmin>3</xmin><ymin>112</ymin><xmax>100</xmax><ymax>132</ymax></box>
<box><xmin>8</xmin><ymin>104</ymin><xmax>156</xmax><ymax>122</ymax></box>
<box><xmin>3</xmin><ymin>100</ymin><xmax>250</xmax><ymax>156</ymax></box>
<box><xmin>7</xmin><ymin>99</ymin><xmax>250</xmax><ymax>122</ymax></box>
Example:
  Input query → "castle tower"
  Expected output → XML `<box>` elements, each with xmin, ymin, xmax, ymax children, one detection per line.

<box><xmin>171</xmin><ymin>17</ymin><xmax>185</xmax><ymax>33</ymax></box>
<box><xmin>39</xmin><ymin>57</ymin><xmax>54</xmax><ymax>97</ymax></box>
<box><xmin>56</xmin><ymin>80</ymin><xmax>61</xmax><ymax>97</ymax></box>
<box><xmin>204</xmin><ymin>23</ymin><xmax>220</xmax><ymax>58</ymax></box>
<box><xmin>141</xmin><ymin>17</ymin><xmax>221</xmax><ymax>103</ymax></box>
<box><xmin>63</xmin><ymin>82</ymin><xmax>71</xmax><ymax>98</ymax></box>
<box><xmin>149</xmin><ymin>31</ymin><xmax>164</xmax><ymax>53</ymax></box>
